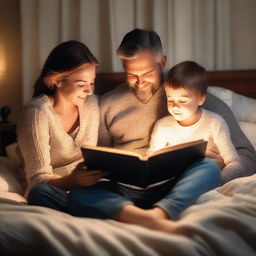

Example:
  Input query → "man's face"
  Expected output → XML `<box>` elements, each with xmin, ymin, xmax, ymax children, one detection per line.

<box><xmin>122</xmin><ymin>51</ymin><xmax>166</xmax><ymax>103</ymax></box>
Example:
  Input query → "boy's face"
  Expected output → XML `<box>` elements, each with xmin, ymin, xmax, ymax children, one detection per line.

<box><xmin>165</xmin><ymin>86</ymin><xmax>206</xmax><ymax>126</ymax></box>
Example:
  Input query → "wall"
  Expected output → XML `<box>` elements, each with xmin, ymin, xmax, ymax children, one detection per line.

<box><xmin>231</xmin><ymin>0</ymin><xmax>256</xmax><ymax>70</ymax></box>
<box><xmin>0</xmin><ymin>0</ymin><xmax>22</xmax><ymax>123</ymax></box>
<box><xmin>0</xmin><ymin>0</ymin><xmax>255</xmax><ymax>124</ymax></box>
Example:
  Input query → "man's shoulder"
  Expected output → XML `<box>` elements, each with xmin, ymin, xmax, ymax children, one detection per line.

<box><xmin>84</xmin><ymin>94</ymin><xmax>99</xmax><ymax>107</ymax></box>
<box><xmin>100</xmin><ymin>83</ymin><xmax>130</xmax><ymax>104</ymax></box>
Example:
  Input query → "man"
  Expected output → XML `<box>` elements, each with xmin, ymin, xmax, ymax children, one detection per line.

<box><xmin>68</xmin><ymin>29</ymin><xmax>224</xmax><ymax>232</ymax></box>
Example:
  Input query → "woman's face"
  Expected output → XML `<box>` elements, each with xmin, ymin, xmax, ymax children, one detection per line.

<box><xmin>57</xmin><ymin>64</ymin><xmax>96</xmax><ymax>106</ymax></box>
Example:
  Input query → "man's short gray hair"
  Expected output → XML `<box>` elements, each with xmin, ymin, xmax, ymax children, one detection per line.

<box><xmin>117</xmin><ymin>28</ymin><xmax>163</xmax><ymax>61</ymax></box>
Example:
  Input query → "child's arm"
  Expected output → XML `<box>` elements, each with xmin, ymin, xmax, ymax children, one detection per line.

<box><xmin>221</xmin><ymin>159</ymin><xmax>244</xmax><ymax>185</ymax></box>
<box><xmin>205</xmin><ymin>141</ymin><xmax>225</xmax><ymax>169</ymax></box>
<box><xmin>213</xmin><ymin>117</ymin><xmax>244</xmax><ymax>184</ymax></box>
<box><xmin>147</xmin><ymin>121</ymin><xmax>168</xmax><ymax>155</ymax></box>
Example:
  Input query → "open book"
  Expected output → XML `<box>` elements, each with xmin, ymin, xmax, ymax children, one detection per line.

<box><xmin>81</xmin><ymin>139</ymin><xmax>207</xmax><ymax>188</ymax></box>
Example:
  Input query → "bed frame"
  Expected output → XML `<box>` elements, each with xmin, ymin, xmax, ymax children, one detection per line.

<box><xmin>95</xmin><ymin>70</ymin><xmax>256</xmax><ymax>99</ymax></box>
<box><xmin>1</xmin><ymin>70</ymin><xmax>256</xmax><ymax>155</ymax></box>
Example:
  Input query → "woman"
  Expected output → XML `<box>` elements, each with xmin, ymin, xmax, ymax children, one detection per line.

<box><xmin>17</xmin><ymin>40</ymin><xmax>107</xmax><ymax>212</ymax></box>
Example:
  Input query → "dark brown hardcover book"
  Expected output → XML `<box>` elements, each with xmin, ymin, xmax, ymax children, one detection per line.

<box><xmin>81</xmin><ymin>139</ymin><xmax>207</xmax><ymax>188</ymax></box>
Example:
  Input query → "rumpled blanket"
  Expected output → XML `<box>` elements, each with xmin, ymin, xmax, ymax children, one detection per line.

<box><xmin>1</xmin><ymin>175</ymin><xmax>256</xmax><ymax>256</ymax></box>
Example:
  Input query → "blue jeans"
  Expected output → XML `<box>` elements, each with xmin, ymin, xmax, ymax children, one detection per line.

<box><xmin>67</xmin><ymin>158</ymin><xmax>220</xmax><ymax>220</ymax></box>
<box><xmin>28</xmin><ymin>183</ymin><xmax>69</xmax><ymax>213</ymax></box>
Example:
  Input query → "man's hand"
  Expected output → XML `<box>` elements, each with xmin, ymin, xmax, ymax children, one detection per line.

<box><xmin>70</xmin><ymin>162</ymin><xmax>108</xmax><ymax>187</ymax></box>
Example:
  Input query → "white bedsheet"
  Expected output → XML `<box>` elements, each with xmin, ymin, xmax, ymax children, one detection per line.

<box><xmin>1</xmin><ymin>175</ymin><xmax>256</xmax><ymax>256</ymax></box>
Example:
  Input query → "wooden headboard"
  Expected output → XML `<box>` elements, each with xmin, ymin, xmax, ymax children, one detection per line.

<box><xmin>95</xmin><ymin>70</ymin><xmax>256</xmax><ymax>99</ymax></box>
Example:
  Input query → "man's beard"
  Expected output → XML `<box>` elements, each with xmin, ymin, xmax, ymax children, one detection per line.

<box><xmin>131</xmin><ymin>82</ymin><xmax>160</xmax><ymax>104</ymax></box>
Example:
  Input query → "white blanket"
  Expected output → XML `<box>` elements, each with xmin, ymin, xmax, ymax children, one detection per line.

<box><xmin>1</xmin><ymin>175</ymin><xmax>256</xmax><ymax>256</ymax></box>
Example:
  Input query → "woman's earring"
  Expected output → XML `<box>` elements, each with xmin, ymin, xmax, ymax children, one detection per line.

<box><xmin>55</xmin><ymin>81</ymin><xmax>62</xmax><ymax>88</ymax></box>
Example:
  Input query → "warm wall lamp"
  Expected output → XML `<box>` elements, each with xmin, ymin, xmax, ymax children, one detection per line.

<box><xmin>0</xmin><ymin>43</ymin><xmax>6</xmax><ymax>79</ymax></box>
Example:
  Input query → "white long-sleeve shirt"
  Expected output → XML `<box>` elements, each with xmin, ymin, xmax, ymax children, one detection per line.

<box><xmin>148</xmin><ymin>109</ymin><xmax>244</xmax><ymax>184</ymax></box>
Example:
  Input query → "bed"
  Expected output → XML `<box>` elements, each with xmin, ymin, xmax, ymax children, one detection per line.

<box><xmin>0</xmin><ymin>70</ymin><xmax>256</xmax><ymax>255</ymax></box>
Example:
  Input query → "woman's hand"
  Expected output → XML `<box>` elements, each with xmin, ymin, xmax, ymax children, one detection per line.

<box><xmin>70</xmin><ymin>162</ymin><xmax>108</xmax><ymax>187</ymax></box>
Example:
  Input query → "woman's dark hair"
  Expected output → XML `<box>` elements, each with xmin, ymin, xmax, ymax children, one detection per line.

<box><xmin>165</xmin><ymin>61</ymin><xmax>208</xmax><ymax>96</ymax></box>
<box><xmin>33</xmin><ymin>40</ymin><xmax>98</xmax><ymax>97</ymax></box>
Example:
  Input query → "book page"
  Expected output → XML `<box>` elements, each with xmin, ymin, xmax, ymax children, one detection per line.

<box><xmin>148</xmin><ymin>139</ymin><xmax>206</xmax><ymax>158</ymax></box>
<box><xmin>83</xmin><ymin>145</ymin><xmax>143</xmax><ymax>159</ymax></box>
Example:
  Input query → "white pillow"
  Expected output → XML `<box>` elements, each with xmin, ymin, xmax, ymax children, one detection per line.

<box><xmin>208</xmin><ymin>86</ymin><xmax>233</xmax><ymax>108</ymax></box>
<box><xmin>0</xmin><ymin>157</ymin><xmax>24</xmax><ymax>195</ymax></box>
<box><xmin>208</xmin><ymin>86</ymin><xmax>256</xmax><ymax>123</ymax></box>
<box><xmin>6</xmin><ymin>142</ymin><xmax>23</xmax><ymax>167</ymax></box>
<box><xmin>239</xmin><ymin>122</ymin><xmax>256</xmax><ymax>151</ymax></box>
<box><xmin>0</xmin><ymin>191</ymin><xmax>27</xmax><ymax>203</ymax></box>
<box><xmin>232</xmin><ymin>92</ymin><xmax>256</xmax><ymax>123</ymax></box>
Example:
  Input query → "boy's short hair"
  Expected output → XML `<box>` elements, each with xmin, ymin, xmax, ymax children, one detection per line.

<box><xmin>117</xmin><ymin>28</ymin><xmax>163</xmax><ymax>61</ymax></box>
<box><xmin>165</xmin><ymin>61</ymin><xmax>208</xmax><ymax>95</ymax></box>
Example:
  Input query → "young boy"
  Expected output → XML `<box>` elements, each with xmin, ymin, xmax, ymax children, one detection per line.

<box><xmin>148</xmin><ymin>61</ymin><xmax>243</xmax><ymax>184</ymax></box>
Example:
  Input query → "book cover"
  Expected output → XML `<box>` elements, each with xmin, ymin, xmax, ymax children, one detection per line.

<box><xmin>81</xmin><ymin>139</ymin><xmax>207</xmax><ymax>188</ymax></box>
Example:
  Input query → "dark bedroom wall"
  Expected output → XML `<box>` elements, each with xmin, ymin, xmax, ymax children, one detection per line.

<box><xmin>0</xmin><ymin>0</ymin><xmax>22</xmax><ymax>124</ymax></box>
<box><xmin>0</xmin><ymin>0</ymin><xmax>255</xmax><ymax>124</ymax></box>
<box><xmin>231</xmin><ymin>0</ymin><xmax>256</xmax><ymax>70</ymax></box>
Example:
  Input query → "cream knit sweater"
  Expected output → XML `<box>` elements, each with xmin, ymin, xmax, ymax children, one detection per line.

<box><xmin>17</xmin><ymin>95</ymin><xmax>99</xmax><ymax>194</ymax></box>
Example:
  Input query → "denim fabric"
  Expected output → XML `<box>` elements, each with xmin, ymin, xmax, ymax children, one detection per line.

<box><xmin>67</xmin><ymin>179</ymin><xmax>178</xmax><ymax>219</ymax></box>
<box><xmin>67</xmin><ymin>158</ymin><xmax>220</xmax><ymax>219</ymax></box>
<box><xmin>67</xmin><ymin>181</ymin><xmax>132</xmax><ymax>219</ymax></box>
<box><xmin>116</xmin><ymin>179</ymin><xmax>178</xmax><ymax>209</ymax></box>
<box><xmin>28</xmin><ymin>183</ymin><xmax>69</xmax><ymax>213</ymax></box>
<box><xmin>155</xmin><ymin>158</ymin><xmax>220</xmax><ymax>219</ymax></box>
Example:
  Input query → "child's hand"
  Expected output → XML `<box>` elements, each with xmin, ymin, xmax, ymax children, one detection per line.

<box><xmin>139</xmin><ymin>155</ymin><xmax>149</xmax><ymax>161</ymax></box>
<box><xmin>70</xmin><ymin>162</ymin><xmax>108</xmax><ymax>187</ymax></box>
<box><xmin>205</xmin><ymin>144</ymin><xmax>225</xmax><ymax>169</ymax></box>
